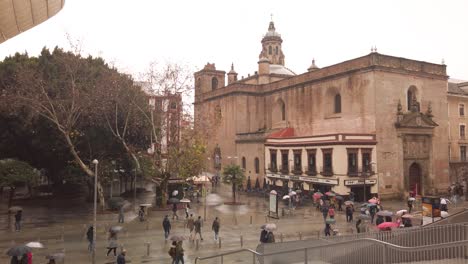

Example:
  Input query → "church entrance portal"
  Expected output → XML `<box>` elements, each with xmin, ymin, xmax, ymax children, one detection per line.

<box><xmin>409</xmin><ymin>162</ymin><xmax>422</xmax><ymax>195</ymax></box>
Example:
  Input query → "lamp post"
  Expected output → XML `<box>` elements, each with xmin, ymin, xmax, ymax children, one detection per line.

<box><xmin>91</xmin><ymin>159</ymin><xmax>99</xmax><ymax>264</ymax></box>
<box><xmin>134</xmin><ymin>167</ymin><xmax>137</xmax><ymax>211</ymax></box>
<box><xmin>110</xmin><ymin>160</ymin><xmax>115</xmax><ymax>199</ymax></box>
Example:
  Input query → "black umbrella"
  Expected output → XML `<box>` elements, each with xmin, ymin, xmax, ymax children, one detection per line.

<box><xmin>6</xmin><ymin>245</ymin><xmax>31</xmax><ymax>256</ymax></box>
<box><xmin>168</xmin><ymin>197</ymin><xmax>180</xmax><ymax>204</ymax></box>
<box><xmin>246</xmin><ymin>176</ymin><xmax>252</xmax><ymax>190</ymax></box>
<box><xmin>254</xmin><ymin>178</ymin><xmax>260</xmax><ymax>190</ymax></box>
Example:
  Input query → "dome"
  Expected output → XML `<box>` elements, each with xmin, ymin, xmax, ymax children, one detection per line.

<box><xmin>263</xmin><ymin>21</ymin><xmax>281</xmax><ymax>39</ymax></box>
<box><xmin>269</xmin><ymin>65</ymin><xmax>295</xmax><ymax>76</ymax></box>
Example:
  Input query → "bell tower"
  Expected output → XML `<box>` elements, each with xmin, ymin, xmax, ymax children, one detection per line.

<box><xmin>259</xmin><ymin>19</ymin><xmax>285</xmax><ymax>66</ymax></box>
<box><xmin>194</xmin><ymin>63</ymin><xmax>226</xmax><ymax>100</ymax></box>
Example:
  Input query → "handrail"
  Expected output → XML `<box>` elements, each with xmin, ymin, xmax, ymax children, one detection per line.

<box><xmin>194</xmin><ymin>238</ymin><xmax>468</xmax><ymax>263</ymax></box>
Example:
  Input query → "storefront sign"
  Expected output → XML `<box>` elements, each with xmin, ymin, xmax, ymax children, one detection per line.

<box><xmin>266</xmin><ymin>173</ymin><xmax>338</xmax><ymax>185</ymax></box>
<box><xmin>344</xmin><ymin>179</ymin><xmax>377</xmax><ymax>186</ymax></box>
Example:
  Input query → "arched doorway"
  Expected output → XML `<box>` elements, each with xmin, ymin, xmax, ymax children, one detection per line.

<box><xmin>409</xmin><ymin>162</ymin><xmax>422</xmax><ymax>195</ymax></box>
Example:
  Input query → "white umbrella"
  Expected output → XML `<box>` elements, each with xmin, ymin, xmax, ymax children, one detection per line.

<box><xmin>396</xmin><ymin>209</ymin><xmax>407</xmax><ymax>216</ymax></box>
<box><xmin>25</xmin><ymin>242</ymin><xmax>44</xmax><ymax>248</ymax></box>
<box><xmin>265</xmin><ymin>223</ymin><xmax>277</xmax><ymax>231</ymax></box>
<box><xmin>441</xmin><ymin>211</ymin><xmax>449</xmax><ymax>218</ymax></box>
<box><xmin>289</xmin><ymin>191</ymin><xmax>297</xmax><ymax>196</ymax></box>
<box><xmin>408</xmin><ymin>197</ymin><xmax>416</xmax><ymax>201</ymax></box>
<box><xmin>282</xmin><ymin>195</ymin><xmax>290</xmax><ymax>200</ymax></box>
<box><xmin>180</xmin><ymin>198</ymin><xmax>191</xmax><ymax>203</ymax></box>
<box><xmin>172</xmin><ymin>190</ymin><xmax>179</xmax><ymax>196</ymax></box>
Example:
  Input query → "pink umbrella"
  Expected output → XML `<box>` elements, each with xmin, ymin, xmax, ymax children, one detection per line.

<box><xmin>377</xmin><ymin>222</ymin><xmax>399</xmax><ymax>230</ymax></box>
<box><xmin>325</xmin><ymin>191</ymin><xmax>334</xmax><ymax>196</ymax></box>
<box><xmin>368</xmin><ymin>198</ymin><xmax>378</xmax><ymax>204</ymax></box>
<box><xmin>313</xmin><ymin>193</ymin><xmax>323</xmax><ymax>199</ymax></box>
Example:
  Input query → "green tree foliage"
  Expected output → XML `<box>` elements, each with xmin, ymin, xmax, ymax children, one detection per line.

<box><xmin>222</xmin><ymin>164</ymin><xmax>245</xmax><ymax>203</ymax></box>
<box><xmin>0</xmin><ymin>159</ymin><xmax>38</xmax><ymax>207</ymax></box>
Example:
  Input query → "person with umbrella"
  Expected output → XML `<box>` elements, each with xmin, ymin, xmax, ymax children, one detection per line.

<box><xmin>186</xmin><ymin>214</ymin><xmax>195</xmax><ymax>241</ymax></box>
<box><xmin>328</xmin><ymin>207</ymin><xmax>335</xmax><ymax>219</ymax></box>
<box><xmin>86</xmin><ymin>226</ymin><xmax>94</xmax><ymax>252</ymax></box>
<box><xmin>184</xmin><ymin>203</ymin><xmax>190</xmax><ymax>219</ymax></box>
<box><xmin>106</xmin><ymin>229</ymin><xmax>119</xmax><ymax>256</ymax></box>
<box><xmin>7</xmin><ymin>245</ymin><xmax>31</xmax><ymax>264</ymax></box>
<box><xmin>14</xmin><ymin>210</ymin><xmax>22</xmax><ymax>232</ymax></box>
<box><xmin>407</xmin><ymin>197</ymin><xmax>414</xmax><ymax>213</ymax></box>
<box><xmin>321</xmin><ymin>203</ymin><xmax>329</xmax><ymax>221</ymax></box>
<box><xmin>163</xmin><ymin>215</ymin><xmax>172</xmax><ymax>240</ymax></box>
<box><xmin>118</xmin><ymin>205</ymin><xmax>125</xmax><ymax>223</ymax></box>
<box><xmin>259</xmin><ymin>224</ymin><xmax>268</xmax><ymax>243</ymax></box>
<box><xmin>337</xmin><ymin>197</ymin><xmax>343</xmax><ymax>211</ymax></box>
<box><xmin>172</xmin><ymin>202</ymin><xmax>179</xmax><ymax>220</ymax></box>
<box><xmin>324</xmin><ymin>223</ymin><xmax>332</xmax><ymax>236</ymax></box>
<box><xmin>175</xmin><ymin>241</ymin><xmax>185</xmax><ymax>264</ymax></box>
<box><xmin>194</xmin><ymin>216</ymin><xmax>203</xmax><ymax>241</ymax></box>
<box><xmin>212</xmin><ymin>217</ymin><xmax>220</xmax><ymax>241</ymax></box>
<box><xmin>369</xmin><ymin>204</ymin><xmax>377</xmax><ymax>224</ymax></box>
<box><xmin>345</xmin><ymin>203</ymin><xmax>354</xmax><ymax>222</ymax></box>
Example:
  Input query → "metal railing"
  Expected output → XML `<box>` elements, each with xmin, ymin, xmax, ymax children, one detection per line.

<box><xmin>194</xmin><ymin>238</ymin><xmax>468</xmax><ymax>264</ymax></box>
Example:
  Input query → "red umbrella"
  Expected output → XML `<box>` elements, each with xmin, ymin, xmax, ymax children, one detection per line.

<box><xmin>377</xmin><ymin>222</ymin><xmax>399</xmax><ymax>230</ymax></box>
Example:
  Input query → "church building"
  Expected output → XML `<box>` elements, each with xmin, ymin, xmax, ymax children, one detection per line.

<box><xmin>194</xmin><ymin>20</ymin><xmax>449</xmax><ymax>200</ymax></box>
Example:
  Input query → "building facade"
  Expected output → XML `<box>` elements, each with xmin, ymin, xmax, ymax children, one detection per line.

<box><xmin>194</xmin><ymin>20</ymin><xmax>450</xmax><ymax>199</ymax></box>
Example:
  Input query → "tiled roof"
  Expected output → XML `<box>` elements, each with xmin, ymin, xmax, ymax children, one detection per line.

<box><xmin>268</xmin><ymin>127</ymin><xmax>295</xmax><ymax>138</ymax></box>
<box><xmin>448</xmin><ymin>82</ymin><xmax>468</xmax><ymax>95</ymax></box>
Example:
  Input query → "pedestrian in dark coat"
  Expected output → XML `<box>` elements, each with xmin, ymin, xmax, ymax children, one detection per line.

<box><xmin>337</xmin><ymin>199</ymin><xmax>343</xmax><ymax>211</ymax></box>
<box><xmin>10</xmin><ymin>256</ymin><xmax>19</xmax><ymax>264</ymax></box>
<box><xmin>260</xmin><ymin>228</ymin><xmax>268</xmax><ymax>243</ymax></box>
<box><xmin>163</xmin><ymin>215</ymin><xmax>171</xmax><ymax>239</ymax></box>
<box><xmin>117</xmin><ymin>249</ymin><xmax>126</xmax><ymax>264</ymax></box>
<box><xmin>376</xmin><ymin>215</ymin><xmax>384</xmax><ymax>226</ymax></box>
<box><xmin>194</xmin><ymin>216</ymin><xmax>203</xmax><ymax>241</ymax></box>
<box><xmin>321</xmin><ymin>205</ymin><xmax>329</xmax><ymax>221</ymax></box>
<box><xmin>356</xmin><ymin>219</ymin><xmax>362</xmax><ymax>233</ymax></box>
<box><xmin>86</xmin><ymin>226</ymin><xmax>94</xmax><ymax>251</ymax></box>
<box><xmin>345</xmin><ymin>205</ymin><xmax>353</xmax><ymax>222</ymax></box>
<box><xmin>212</xmin><ymin>217</ymin><xmax>220</xmax><ymax>241</ymax></box>
<box><xmin>324</xmin><ymin>223</ymin><xmax>331</xmax><ymax>236</ymax></box>
<box><xmin>118</xmin><ymin>205</ymin><xmax>125</xmax><ymax>223</ymax></box>
<box><xmin>14</xmin><ymin>210</ymin><xmax>22</xmax><ymax>231</ymax></box>
<box><xmin>172</xmin><ymin>203</ymin><xmax>179</xmax><ymax>220</ymax></box>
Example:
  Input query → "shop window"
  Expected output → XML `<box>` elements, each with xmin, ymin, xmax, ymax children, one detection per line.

<box><xmin>241</xmin><ymin>157</ymin><xmax>246</xmax><ymax>170</ymax></box>
<box><xmin>307</xmin><ymin>150</ymin><xmax>317</xmax><ymax>176</ymax></box>
<box><xmin>254</xmin><ymin>157</ymin><xmax>260</xmax><ymax>174</ymax></box>
<box><xmin>293</xmin><ymin>150</ymin><xmax>302</xmax><ymax>175</ymax></box>
<box><xmin>347</xmin><ymin>148</ymin><xmax>358</xmax><ymax>176</ymax></box>
<box><xmin>270</xmin><ymin>150</ymin><xmax>277</xmax><ymax>172</ymax></box>
<box><xmin>321</xmin><ymin>149</ymin><xmax>333</xmax><ymax>176</ymax></box>
<box><xmin>281</xmin><ymin>150</ymin><xmax>289</xmax><ymax>173</ymax></box>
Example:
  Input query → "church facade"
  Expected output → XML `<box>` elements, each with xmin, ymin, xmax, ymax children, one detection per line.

<box><xmin>194</xmin><ymin>21</ymin><xmax>449</xmax><ymax>199</ymax></box>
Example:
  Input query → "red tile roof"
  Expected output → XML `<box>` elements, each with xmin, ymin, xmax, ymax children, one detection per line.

<box><xmin>268</xmin><ymin>127</ymin><xmax>295</xmax><ymax>138</ymax></box>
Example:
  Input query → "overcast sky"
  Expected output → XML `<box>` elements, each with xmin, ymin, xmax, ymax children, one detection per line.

<box><xmin>0</xmin><ymin>0</ymin><xmax>467</xmax><ymax>82</ymax></box>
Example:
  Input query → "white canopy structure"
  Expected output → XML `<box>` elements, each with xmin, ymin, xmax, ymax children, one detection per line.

<box><xmin>0</xmin><ymin>0</ymin><xmax>65</xmax><ymax>44</ymax></box>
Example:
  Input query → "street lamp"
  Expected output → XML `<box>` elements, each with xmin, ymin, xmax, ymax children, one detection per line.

<box><xmin>91</xmin><ymin>159</ymin><xmax>99</xmax><ymax>264</ymax></box>
<box><xmin>110</xmin><ymin>160</ymin><xmax>115</xmax><ymax>199</ymax></box>
<box><xmin>134</xmin><ymin>167</ymin><xmax>137</xmax><ymax>211</ymax></box>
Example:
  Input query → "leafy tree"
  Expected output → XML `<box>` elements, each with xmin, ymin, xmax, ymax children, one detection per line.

<box><xmin>0</xmin><ymin>159</ymin><xmax>39</xmax><ymax>208</ymax></box>
<box><xmin>222</xmin><ymin>164</ymin><xmax>245</xmax><ymax>204</ymax></box>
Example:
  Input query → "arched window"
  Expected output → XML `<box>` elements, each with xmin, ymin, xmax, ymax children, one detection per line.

<box><xmin>407</xmin><ymin>86</ymin><xmax>419</xmax><ymax>111</ymax></box>
<box><xmin>334</xmin><ymin>94</ymin><xmax>341</xmax><ymax>113</ymax></box>
<box><xmin>281</xmin><ymin>100</ymin><xmax>286</xmax><ymax>120</ymax></box>
<box><xmin>242</xmin><ymin>157</ymin><xmax>246</xmax><ymax>170</ymax></box>
<box><xmin>254</xmin><ymin>157</ymin><xmax>260</xmax><ymax>174</ymax></box>
<box><xmin>211</xmin><ymin>77</ymin><xmax>218</xmax><ymax>90</ymax></box>
<box><xmin>275</xmin><ymin>46</ymin><xmax>278</xmax><ymax>55</ymax></box>
<box><xmin>269</xmin><ymin>46</ymin><xmax>272</xmax><ymax>55</ymax></box>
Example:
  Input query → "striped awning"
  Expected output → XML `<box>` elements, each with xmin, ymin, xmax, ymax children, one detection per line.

<box><xmin>0</xmin><ymin>0</ymin><xmax>65</xmax><ymax>44</ymax></box>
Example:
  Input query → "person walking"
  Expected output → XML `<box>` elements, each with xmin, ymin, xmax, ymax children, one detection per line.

<box><xmin>355</xmin><ymin>219</ymin><xmax>362</xmax><ymax>233</ymax></box>
<box><xmin>265</xmin><ymin>230</ymin><xmax>275</xmax><ymax>243</ymax></box>
<box><xmin>212</xmin><ymin>217</ymin><xmax>220</xmax><ymax>241</ymax></box>
<box><xmin>172</xmin><ymin>203</ymin><xmax>179</xmax><ymax>220</ymax></box>
<box><xmin>14</xmin><ymin>210</ymin><xmax>22</xmax><ymax>231</ymax></box>
<box><xmin>324</xmin><ymin>223</ymin><xmax>331</xmax><ymax>236</ymax></box>
<box><xmin>86</xmin><ymin>226</ymin><xmax>94</xmax><ymax>252</ymax></box>
<box><xmin>138</xmin><ymin>206</ymin><xmax>145</xmax><ymax>222</ymax></box>
<box><xmin>321</xmin><ymin>204</ymin><xmax>329</xmax><ymax>221</ymax></box>
<box><xmin>186</xmin><ymin>214</ymin><xmax>195</xmax><ymax>241</ymax></box>
<box><xmin>345</xmin><ymin>205</ymin><xmax>353</xmax><ymax>222</ymax></box>
<box><xmin>369</xmin><ymin>206</ymin><xmax>377</xmax><ymax>224</ymax></box>
<box><xmin>118</xmin><ymin>205</ymin><xmax>125</xmax><ymax>223</ymax></box>
<box><xmin>328</xmin><ymin>207</ymin><xmax>335</xmax><ymax>219</ymax></box>
<box><xmin>106</xmin><ymin>230</ymin><xmax>118</xmax><ymax>256</ymax></box>
<box><xmin>260</xmin><ymin>225</ymin><xmax>268</xmax><ymax>243</ymax></box>
<box><xmin>337</xmin><ymin>199</ymin><xmax>343</xmax><ymax>211</ymax></box>
<box><xmin>194</xmin><ymin>216</ymin><xmax>204</xmax><ymax>241</ymax></box>
<box><xmin>440</xmin><ymin>197</ymin><xmax>450</xmax><ymax>212</ymax></box>
<box><xmin>117</xmin><ymin>249</ymin><xmax>126</xmax><ymax>264</ymax></box>
<box><xmin>407</xmin><ymin>198</ymin><xmax>414</xmax><ymax>213</ymax></box>
<box><xmin>168</xmin><ymin>241</ymin><xmax>177</xmax><ymax>263</ymax></box>
<box><xmin>10</xmin><ymin>256</ymin><xmax>19</xmax><ymax>264</ymax></box>
<box><xmin>185</xmin><ymin>204</ymin><xmax>190</xmax><ymax>219</ymax></box>
<box><xmin>163</xmin><ymin>215</ymin><xmax>172</xmax><ymax>240</ymax></box>
<box><xmin>174</xmin><ymin>241</ymin><xmax>185</xmax><ymax>264</ymax></box>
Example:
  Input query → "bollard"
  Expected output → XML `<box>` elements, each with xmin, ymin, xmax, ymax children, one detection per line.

<box><xmin>299</xmin><ymin>232</ymin><xmax>302</xmax><ymax>240</ymax></box>
<box><xmin>250</xmin><ymin>215</ymin><xmax>253</xmax><ymax>225</ymax></box>
<box><xmin>218</xmin><ymin>237</ymin><xmax>222</xmax><ymax>248</ymax></box>
<box><xmin>196</xmin><ymin>239</ymin><xmax>199</xmax><ymax>250</ymax></box>
<box><xmin>240</xmin><ymin>235</ymin><xmax>243</xmax><ymax>247</ymax></box>
<box><xmin>145</xmin><ymin>242</ymin><xmax>151</xmax><ymax>256</ymax></box>
<box><xmin>280</xmin><ymin>233</ymin><xmax>283</xmax><ymax>242</ymax></box>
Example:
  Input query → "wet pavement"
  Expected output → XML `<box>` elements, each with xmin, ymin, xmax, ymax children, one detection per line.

<box><xmin>0</xmin><ymin>186</ymin><xmax>466</xmax><ymax>264</ymax></box>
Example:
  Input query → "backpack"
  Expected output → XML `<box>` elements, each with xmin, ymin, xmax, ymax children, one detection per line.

<box><xmin>168</xmin><ymin>247</ymin><xmax>176</xmax><ymax>258</ymax></box>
